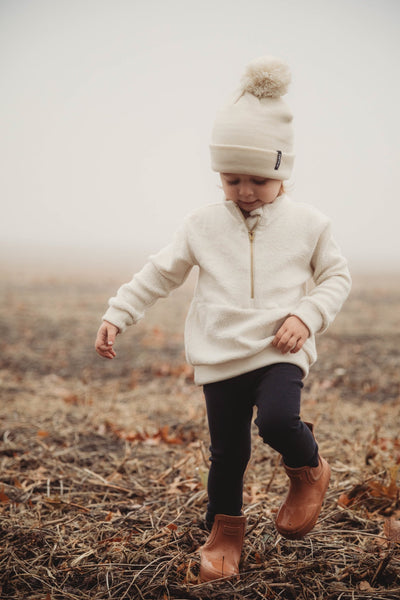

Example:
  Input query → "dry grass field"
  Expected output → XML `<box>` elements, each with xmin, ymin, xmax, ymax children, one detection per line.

<box><xmin>0</xmin><ymin>260</ymin><xmax>400</xmax><ymax>599</ymax></box>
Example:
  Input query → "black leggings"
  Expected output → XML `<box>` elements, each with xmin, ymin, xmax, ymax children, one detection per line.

<box><xmin>203</xmin><ymin>363</ymin><xmax>318</xmax><ymax>524</ymax></box>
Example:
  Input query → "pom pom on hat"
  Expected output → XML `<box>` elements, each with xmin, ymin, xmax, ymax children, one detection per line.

<box><xmin>210</xmin><ymin>55</ymin><xmax>295</xmax><ymax>180</ymax></box>
<box><xmin>240</xmin><ymin>56</ymin><xmax>291</xmax><ymax>99</ymax></box>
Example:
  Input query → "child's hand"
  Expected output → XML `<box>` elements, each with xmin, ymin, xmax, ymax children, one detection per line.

<box><xmin>272</xmin><ymin>316</ymin><xmax>310</xmax><ymax>354</ymax></box>
<box><xmin>95</xmin><ymin>321</ymin><xmax>119</xmax><ymax>359</ymax></box>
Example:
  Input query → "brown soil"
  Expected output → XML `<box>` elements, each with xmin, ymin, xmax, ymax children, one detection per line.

<box><xmin>0</xmin><ymin>267</ymin><xmax>399</xmax><ymax>599</ymax></box>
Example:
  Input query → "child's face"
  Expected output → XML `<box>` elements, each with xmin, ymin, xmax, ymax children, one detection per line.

<box><xmin>220</xmin><ymin>173</ymin><xmax>282</xmax><ymax>213</ymax></box>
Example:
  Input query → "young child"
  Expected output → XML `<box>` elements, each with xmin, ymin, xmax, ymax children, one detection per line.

<box><xmin>95</xmin><ymin>56</ymin><xmax>351</xmax><ymax>582</ymax></box>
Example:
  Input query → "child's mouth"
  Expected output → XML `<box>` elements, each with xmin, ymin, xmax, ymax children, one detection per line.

<box><xmin>239</xmin><ymin>199</ymin><xmax>259</xmax><ymax>208</ymax></box>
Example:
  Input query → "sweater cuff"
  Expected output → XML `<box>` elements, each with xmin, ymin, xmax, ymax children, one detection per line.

<box><xmin>291</xmin><ymin>301</ymin><xmax>324</xmax><ymax>336</ymax></box>
<box><xmin>101</xmin><ymin>307</ymin><xmax>135</xmax><ymax>334</ymax></box>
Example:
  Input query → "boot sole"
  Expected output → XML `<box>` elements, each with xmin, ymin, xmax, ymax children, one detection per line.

<box><xmin>199</xmin><ymin>565</ymin><xmax>240</xmax><ymax>582</ymax></box>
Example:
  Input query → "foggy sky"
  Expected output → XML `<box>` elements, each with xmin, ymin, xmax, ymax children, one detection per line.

<box><xmin>1</xmin><ymin>0</ymin><xmax>399</xmax><ymax>271</ymax></box>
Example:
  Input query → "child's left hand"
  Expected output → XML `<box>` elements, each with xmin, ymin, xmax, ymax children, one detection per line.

<box><xmin>272</xmin><ymin>315</ymin><xmax>310</xmax><ymax>354</ymax></box>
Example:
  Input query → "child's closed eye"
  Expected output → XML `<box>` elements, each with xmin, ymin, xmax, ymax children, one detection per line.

<box><xmin>226</xmin><ymin>178</ymin><xmax>267</xmax><ymax>186</ymax></box>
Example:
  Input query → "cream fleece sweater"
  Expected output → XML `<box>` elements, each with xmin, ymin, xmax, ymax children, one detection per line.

<box><xmin>103</xmin><ymin>195</ymin><xmax>351</xmax><ymax>384</ymax></box>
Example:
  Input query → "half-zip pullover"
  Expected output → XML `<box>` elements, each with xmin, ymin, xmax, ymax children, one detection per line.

<box><xmin>103</xmin><ymin>195</ymin><xmax>351</xmax><ymax>385</ymax></box>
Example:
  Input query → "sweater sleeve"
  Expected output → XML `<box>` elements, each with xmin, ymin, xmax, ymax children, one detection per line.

<box><xmin>291</xmin><ymin>222</ymin><xmax>351</xmax><ymax>335</ymax></box>
<box><xmin>102</xmin><ymin>220</ymin><xmax>195</xmax><ymax>333</ymax></box>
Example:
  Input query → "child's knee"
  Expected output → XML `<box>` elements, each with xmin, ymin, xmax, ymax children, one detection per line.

<box><xmin>255</xmin><ymin>413</ymin><xmax>300</xmax><ymax>446</ymax></box>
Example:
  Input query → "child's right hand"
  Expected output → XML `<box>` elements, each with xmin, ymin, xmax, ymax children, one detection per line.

<box><xmin>95</xmin><ymin>321</ymin><xmax>119</xmax><ymax>359</ymax></box>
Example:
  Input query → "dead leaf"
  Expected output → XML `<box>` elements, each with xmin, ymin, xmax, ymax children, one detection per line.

<box><xmin>0</xmin><ymin>487</ymin><xmax>10</xmax><ymax>504</ymax></box>
<box><xmin>337</xmin><ymin>493</ymin><xmax>350</xmax><ymax>508</ymax></box>
<box><xmin>105</xmin><ymin>421</ymin><xmax>187</xmax><ymax>445</ymax></box>
<box><xmin>338</xmin><ymin>468</ymin><xmax>399</xmax><ymax>514</ymax></box>
<box><xmin>37</xmin><ymin>430</ymin><xmax>49</xmax><ymax>438</ymax></box>
<box><xmin>63</xmin><ymin>394</ymin><xmax>80</xmax><ymax>405</ymax></box>
<box><xmin>158</xmin><ymin>425</ymin><xmax>184</xmax><ymax>445</ymax></box>
<box><xmin>337</xmin><ymin>484</ymin><xmax>369</xmax><ymax>509</ymax></box>
<box><xmin>359</xmin><ymin>581</ymin><xmax>374</xmax><ymax>592</ymax></box>
<box><xmin>384</xmin><ymin>517</ymin><xmax>400</xmax><ymax>543</ymax></box>
<box><xmin>368</xmin><ymin>466</ymin><xmax>399</xmax><ymax>500</ymax></box>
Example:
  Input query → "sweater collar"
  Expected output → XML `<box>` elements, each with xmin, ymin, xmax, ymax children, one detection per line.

<box><xmin>224</xmin><ymin>194</ymin><xmax>287</xmax><ymax>228</ymax></box>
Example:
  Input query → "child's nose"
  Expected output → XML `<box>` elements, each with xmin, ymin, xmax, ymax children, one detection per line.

<box><xmin>239</xmin><ymin>182</ymin><xmax>254</xmax><ymax>196</ymax></box>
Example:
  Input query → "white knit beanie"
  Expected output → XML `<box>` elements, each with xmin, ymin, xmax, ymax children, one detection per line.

<box><xmin>210</xmin><ymin>56</ymin><xmax>294</xmax><ymax>180</ymax></box>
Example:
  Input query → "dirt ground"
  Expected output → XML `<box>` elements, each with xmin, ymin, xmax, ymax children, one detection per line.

<box><xmin>0</xmin><ymin>262</ymin><xmax>399</xmax><ymax>599</ymax></box>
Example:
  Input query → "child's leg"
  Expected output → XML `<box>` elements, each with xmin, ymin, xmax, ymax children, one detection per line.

<box><xmin>253</xmin><ymin>363</ymin><xmax>318</xmax><ymax>468</ymax></box>
<box><xmin>203</xmin><ymin>374</ymin><xmax>254</xmax><ymax>527</ymax></box>
<box><xmin>253</xmin><ymin>363</ymin><xmax>330</xmax><ymax>539</ymax></box>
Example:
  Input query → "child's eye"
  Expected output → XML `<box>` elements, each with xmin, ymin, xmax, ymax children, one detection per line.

<box><xmin>224</xmin><ymin>177</ymin><xmax>267</xmax><ymax>186</ymax></box>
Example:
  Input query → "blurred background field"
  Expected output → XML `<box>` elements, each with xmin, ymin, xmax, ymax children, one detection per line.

<box><xmin>1</xmin><ymin>256</ymin><xmax>399</xmax><ymax>405</ymax></box>
<box><xmin>0</xmin><ymin>260</ymin><xmax>399</xmax><ymax>599</ymax></box>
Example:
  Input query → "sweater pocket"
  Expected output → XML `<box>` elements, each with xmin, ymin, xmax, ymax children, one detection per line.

<box><xmin>184</xmin><ymin>300</ymin><xmax>288</xmax><ymax>366</ymax></box>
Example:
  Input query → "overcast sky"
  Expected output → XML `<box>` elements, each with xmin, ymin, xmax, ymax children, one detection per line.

<box><xmin>1</xmin><ymin>0</ymin><xmax>399</xmax><ymax>271</ymax></box>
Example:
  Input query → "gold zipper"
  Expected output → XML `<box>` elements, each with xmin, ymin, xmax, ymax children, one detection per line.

<box><xmin>248</xmin><ymin>230</ymin><xmax>255</xmax><ymax>299</ymax></box>
<box><xmin>235</xmin><ymin>205</ymin><xmax>260</xmax><ymax>299</ymax></box>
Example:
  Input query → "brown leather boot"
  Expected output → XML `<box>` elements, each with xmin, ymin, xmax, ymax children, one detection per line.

<box><xmin>199</xmin><ymin>514</ymin><xmax>246</xmax><ymax>582</ymax></box>
<box><xmin>275</xmin><ymin>455</ymin><xmax>331</xmax><ymax>539</ymax></box>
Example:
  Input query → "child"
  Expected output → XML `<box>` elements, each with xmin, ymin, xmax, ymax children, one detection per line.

<box><xmin>95</xmin><ymin>56</ymin><xmax>351</xmax><ymax>582</ymax></box>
